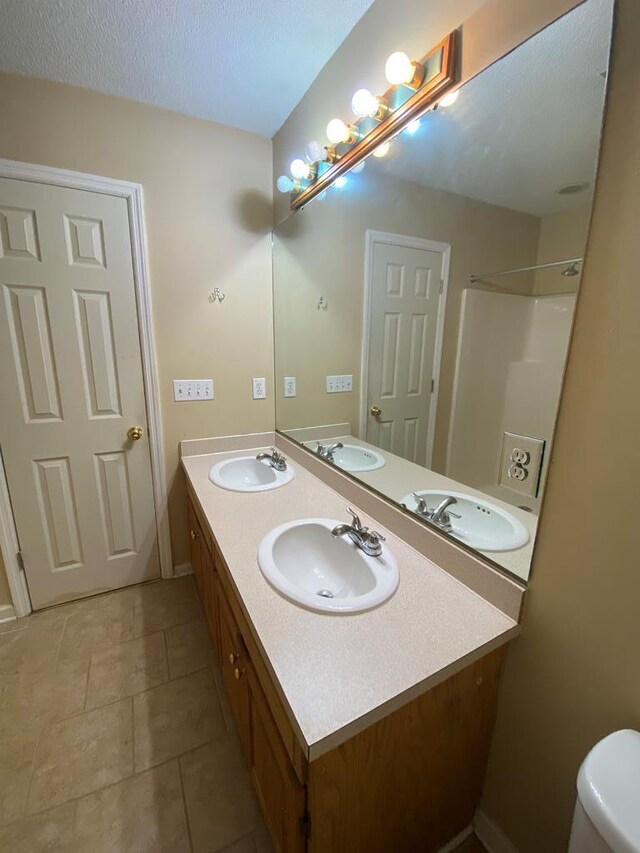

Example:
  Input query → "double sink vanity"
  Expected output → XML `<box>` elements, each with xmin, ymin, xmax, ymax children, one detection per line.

<box><xmin>182</xmin><ymin>435</ymin><xmax>520</xmax><ymax>853</ymax></box>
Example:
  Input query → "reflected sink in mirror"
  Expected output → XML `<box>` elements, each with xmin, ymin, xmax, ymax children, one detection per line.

<box><xmin>305</xmin><ymin>441</ymin><xmax>386</xmax><ymax>472</ymax></box>
<box><xmin>209</xmin><ymin>456</ymin><xmax>295</xmax><ymax>492</ymax></box>
<box><xmin>402</xmin><ymin>490</ymin><xmax>529</xmax><ymax>552</ymax></box>
<box><xmin>258</xmin><ymin>518</ymin><xmax>398</xmax><ymax>613</ymax></box>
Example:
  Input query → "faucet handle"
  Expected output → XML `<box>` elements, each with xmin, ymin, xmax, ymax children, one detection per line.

<box><xmin>346</xmin><ymin>507</ymin><xmax>364</xmax><ymax>530</ymax></box>
<box><xmin>369</xmin><ymin>530</ymin><xmax>385</xmax><ymax>544</ymax></box>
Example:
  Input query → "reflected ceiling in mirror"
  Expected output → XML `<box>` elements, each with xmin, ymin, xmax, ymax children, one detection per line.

<box><xmin>273</xmin><ymin>0</ymin><xmax>613</xmax><ymax>583</ymax></box>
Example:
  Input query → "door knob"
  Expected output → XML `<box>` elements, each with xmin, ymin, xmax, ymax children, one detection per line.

<box><xmin>127</xmin><ymin>426</ymin><xmax>143</xmax><ymax>441</ymax></box>
<box><xmin>370</xmin><ymin>405</ymin><xmax>382</xmax><ymax>418</ymax></box>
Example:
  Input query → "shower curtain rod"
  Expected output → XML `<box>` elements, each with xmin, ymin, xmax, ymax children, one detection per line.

<box><xmin>469</xmin><ymin>257</ymin><xmax>583</xmax><ymax>284</ymax></box>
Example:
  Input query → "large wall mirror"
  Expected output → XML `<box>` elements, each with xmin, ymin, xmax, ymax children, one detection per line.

<box><xmin>273</xmin><ymin>0</ymin><xmax>613</xmax><ymax>583</ymax></box>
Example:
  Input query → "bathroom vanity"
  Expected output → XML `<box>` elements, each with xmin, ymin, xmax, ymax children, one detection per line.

<box><xmin>183</xmin><ymin>446</ymin><xmax>518</xmax><ymax>853</ymax></box>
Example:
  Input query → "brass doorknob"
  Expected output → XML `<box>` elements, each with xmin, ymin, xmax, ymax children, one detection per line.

<box><xmin>127</xmin><ymin>426</ymin><xmax>143</xmax><ymax>441</ymax></box>
<box><xmin>370</xmin><ymin>405</ymin><xmax>382</xmax><ymax>418</ymax></box>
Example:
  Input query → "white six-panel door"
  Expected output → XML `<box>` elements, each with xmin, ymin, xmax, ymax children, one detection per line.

<box><xmin>0</xmin><ymin>177</ymin><xmax>159</xmax><ymax>609</ymax></box>
<box><xmin>365</xmin><ymin>238</ymin><xmax>447</xmax><ymax>466</ymax></box>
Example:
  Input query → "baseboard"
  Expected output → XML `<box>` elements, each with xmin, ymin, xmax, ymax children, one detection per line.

<box><xmin>173</xmin><ymin>562</ymin><xmax>193</xmax><ymax>577</ymax></box>
<box><xmin>438</xmin><ymin>825</ymin><xmax>473</xmax><ymax>852</ymax></box>
<box><xmin>0</xmin><ymin>603</ymin><xmax>17</xmax><ymax>623</ymax></box>
<box><xmin>474</xmin><ymin>809</ymin><xmax>519</xmax><ymax>853</ymax></box>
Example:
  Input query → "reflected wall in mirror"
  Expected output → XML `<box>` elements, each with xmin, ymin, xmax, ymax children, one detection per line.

<box><xmin>273</xmin><ymin>0</ymin><xmax>613</xmax><ymax>583</ymax></box>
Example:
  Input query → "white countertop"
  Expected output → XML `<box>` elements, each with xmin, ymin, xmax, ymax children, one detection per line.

<box><xmin>182</xmin><ymin>447</ymin><xmax>519</xmax><ymax>761</ymax></box>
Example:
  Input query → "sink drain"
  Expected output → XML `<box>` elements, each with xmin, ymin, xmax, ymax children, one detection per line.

<box><xmin>317</xmin><ymin>589</ymin><xmax>334</xmax><ymax>598</ymax></box>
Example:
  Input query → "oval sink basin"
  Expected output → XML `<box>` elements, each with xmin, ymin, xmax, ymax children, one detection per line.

<box><xmin>209</xmin><ymin>456</ymin><xmax>294</xmax><ymax>493</ymax></box>
<box><xmin>306</xmin><ymin>442</ymin><xmax>385</xmax><ymax>472</ymax></box>
<box><xmin>401</xmin><ymin>490</ymin><xmax>529</xmax><ymax>552</ymax></box>
<box><xmin>258</xmin><ymin>518</ymin><xmax>399</xmax><ymax>613</ymax></box>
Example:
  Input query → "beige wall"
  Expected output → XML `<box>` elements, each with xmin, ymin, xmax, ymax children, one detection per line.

<box><xmin>534</xmin><ymin>203</ymin><xmax>592</xmax><ymax>294</ymax></box>
<box><xmin>274</xmin><ymin>170</ymin><xmax>540</xmax><ymax>472</ymax></box>
<box><xmin>0</xmin><ymin>72</ymin><xmax>274</xmax><ymax>571</ymax></box>
<box><xmin>480</xmin><ymin>1</ymin><xmax>640</xmax><ymax>849</ymax></box>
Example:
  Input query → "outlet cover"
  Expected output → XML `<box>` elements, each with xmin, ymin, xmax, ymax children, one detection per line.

<box><xmin>498</xmin><ymin>432</ymin><xmax>545</xmax><ymax>497</ymax></box>
<box><xmin>284</xmin><ymin>377</ymin><xmax>296</xmax><ymax>398</ymax></box>
<box><xmin>326</xmin><ymin>374</ymin><xmax>353</xmax><ymax>393</ymax></box>
<box><xmin>252</xmin><ymin>377</ymin><xmax>266</xmax><ymax>400</ymax></box>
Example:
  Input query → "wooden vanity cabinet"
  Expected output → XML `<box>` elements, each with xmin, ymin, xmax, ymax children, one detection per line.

<box><xmin>187</xmin><ymin>492</ymin><xmax>504</xmax><ymax>853</ymax></box>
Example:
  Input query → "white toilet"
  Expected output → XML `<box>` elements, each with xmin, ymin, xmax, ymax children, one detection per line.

<box><xmin>569</xmin><ymin>729</ymin><xmax>640</xmax><ymax>852</ymax></box>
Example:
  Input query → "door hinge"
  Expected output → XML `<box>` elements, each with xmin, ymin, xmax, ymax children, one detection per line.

<box><xmin>299</xmin><ymin>812</ymin><xmax>312</xmax><ymax>839</ymax></box>
<box><xmin>431</xmin><ymin>379</ymin><xmax>435</xmax><ymax>393</ymax></box>
<box><xmin>16</xmin><ymin>551</ymin><xmax>25</xmax><ymax>571</ymax></box>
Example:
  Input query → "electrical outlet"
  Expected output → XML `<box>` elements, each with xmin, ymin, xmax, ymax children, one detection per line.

<box><xmin>173</xmin><ymin>380</ymin><xmax>214</xmax><ymax>401</ymax></box>
<box><xmin>499</xmin><ymin>432</ymin><xmax>545</xmax><ymax>497</ymax></box>
<box><xmin>252</xmin><ymin>377</ymin><xmax>266</xmax><ymax>400</ymax></box>
<box><xmin>283</xmin><ymin>376</ymin><xmax>296</xmax><ymax>398</ymax></box>
<box><xmin>326</xmin><ymin>374</ymin><xmax>353</xmax><ymax>393</ymax></box>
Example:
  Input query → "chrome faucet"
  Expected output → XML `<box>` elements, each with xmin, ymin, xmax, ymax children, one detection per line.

<box><xmin>331</xmin><ymin>507</ymin><xmax>385</xmax><ymax>557</ymax></box>
<box><xmin>315</xmin><ymin>441</ymin><xmax>344</xmax><ymax>462</ymax></box>
<box><xmin>256</xmin><ymin>448</ymin><xmax>287</xmax><ymax>472</ymax></box>
<box><xmin>411</xmin><ymin>493</ymin><xmax>460</xmax><ymax>533</ymax></box>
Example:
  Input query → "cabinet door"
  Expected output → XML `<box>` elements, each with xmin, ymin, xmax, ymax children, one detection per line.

<box><xmin>248</xmin><ymin>665</ymin><xmax>307</xmax><ymax>853</ymax></box>
<box><xmin>217</xmin><ymin>575</ymin><xmax>251</xmax><ymax>752</ymax></box>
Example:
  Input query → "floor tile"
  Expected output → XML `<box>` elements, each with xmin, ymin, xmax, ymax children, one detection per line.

<box><xmin>0</xmin><ymin>617</ymin><xmax>29</xmax><ymax>637</ymax></box>
<box><xmin>58</xmin><ymin>594</ymin><xmax>136</xmax><ymax>662</ymax></box>
<box><xmin>133</xmin><ymin>576</ymin><xmax>200</xmax><ymax>637</ymax></box>
<box><xmin>180</xmin><ymin>739</ymin><xmax>261</xmax><ymax>853</ymax></box>
<box><xmin>134</xmin><ymin>668</ymin><xmax>225</xmax><ymax>771</ymax></box>
<box><xmin>166</xmin><ymin>618</ymin><xmax>215</xmax><ymax>679</ymax></box>
<box><xmin>74</xmin><ymin>761</ymin><xmax>190</xmax><ymax>852</ymax></box>
<box><xmin>0</xmin><ymin>623</ymin><xmax>63</xmax><ymax>676</ymax></box>
<box><xmin>0</xmin><ymin>657</ymin><xmax>89</xmax><ymax>736</ymax></box>
<box><xmin>221</xmin><ymin>835</ymin><xmax>257</xmax><ymax>853</ymax></box>
<box><xmin>0</xmin><ymin>728</ymin><xmax>40</xmax><ymax>826</ymax></box>
<box><xmin>86</xmin><ymin>632</ymin><xmax>168</xmax><ymax>709</ymax></box>
<box><xmin>0</xmin><ymin>802</ymin><xmax>76</xmax><ymax>852</ymax></box>
<box><xmin>28</xmin><ymin>698</ymin><xmax>134</xmax><ymax>813</ymax></box>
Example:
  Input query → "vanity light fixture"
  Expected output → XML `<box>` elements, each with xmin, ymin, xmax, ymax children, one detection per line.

<box><xmin>438</xmin><ymin>89</ymin><xmax>459</xmax><ymax>107</ymax></box>
<box><xmin>326</xmin><ymin>118</ymin><xmax>359</xmax><ymax>145</ymax></box>
<box><xmin>372</xmin><ymin>142</ymin><xmax>391</xmax><ymax>158</ymax></box>
<box><xmin>351</xmin><ymin>88</ymin><xmax>387</xmax><ymax>120</ymax></box>
<box><xmin>384</xmin><ymin>51</ymin><xmax>426</xmax><ymax>89</ymax></box>
<box><xmin>289</xmin><ymin>31</ymin><xmax>457</xmax><ymax>209</ymax></box>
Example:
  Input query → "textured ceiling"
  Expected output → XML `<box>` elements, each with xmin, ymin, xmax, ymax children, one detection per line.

<box><xmin>0</xmin><ymin>0</ymin><xmax>374</xmax><ymax>137</ymax></box>
<box><xmin>372</xmin><ymin>0</ymin><xmax>613</xmax><ymax>216</ymax></box>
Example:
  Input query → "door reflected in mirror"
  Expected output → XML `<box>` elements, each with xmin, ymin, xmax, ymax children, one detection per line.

<box><xmin>273</xmin><ymin>0</ymin><xmax>613</xmax><ymax>582</ymax></box>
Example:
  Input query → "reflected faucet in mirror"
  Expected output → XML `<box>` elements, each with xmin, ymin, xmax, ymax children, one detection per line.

<box><xmin>315</xmin><ymin>441</ymin><xmax>344</xmax><ymax>462</ymax></box>
<box><xmin>412</xmin><ymin>493</ymin><xmax>461</xmax><ymax>533</ymax></box>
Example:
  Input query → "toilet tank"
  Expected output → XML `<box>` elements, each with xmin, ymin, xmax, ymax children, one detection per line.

<box><xmin>569</xmin><ymin>729</ymin><xmax>640</xmax><ymax>853</ymax></box>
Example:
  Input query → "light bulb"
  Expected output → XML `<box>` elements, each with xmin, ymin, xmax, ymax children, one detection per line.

<box><xmin>276</xmin><ymin>175</ymin><xmax>295</xmax><ymax>193</ymax></box>
<box><xmin>373</xmin><ymin>142</ymin><xmax>390</xmax><ymax>159</ymax></box>
<box><xmin>306</xmin><ymin>140</ymin><xmax>324</xmax><ymax>162</ymax></box>
<box><xmin>384</xmin><ymin>51</ymin><xmax>425</xmax><ymax>89</ymax></box>
<box><xmin>290</xmin><ymin>158</ymin><xmax>310</xmax><ymax>180</ymax></box>
<box><xmin>351</xmin><ymin>88</ymin><xmax>378</xmax><ymax>118</ymax></box>
<box><xmin>335</xmin><ymin>176</ymin><xmax>348</xmax><ymax>188</ymax></box>
<box><xmin>405</xmin><ymin>119</ymin><xmax>421</xmax><ymax>135</ymax></box>
<box><xmin>438</xmin><ymin>89</ymin><xmax>459</xmax><ymax>107</ymax></box>
<box><xmin>352</xmin><ymin>161</ymin><xmax>366</xmax><ymax>175</ymax></box>
<box><xmin>327</xmin><ymin>118</ymin><xmax>355</xmax><ymax>144</ymax></box>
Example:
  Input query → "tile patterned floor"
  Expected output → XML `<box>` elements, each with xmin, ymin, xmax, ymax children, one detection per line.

<box><xmin>0</xmin><ymin>576</ymin><xmax>273</xmax><ymax>852</ymax></box>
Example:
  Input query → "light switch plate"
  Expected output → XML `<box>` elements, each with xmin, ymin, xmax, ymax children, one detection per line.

<box><xmin>173</xmin><ymin>380</ymin><xmax>214</xmax><ymax>401</ymax></box>
<box><xmin>499</xmin><ymin>432</ymin><xmax>545</xmax><ymax>497</ymax></box>
<box><xmin>283</xmin><ymin>377</ymin><xmax>296</xmax><ymax>398</ymax></box>
<box><xmin>252</xmin><ymin>377</ymin><xmax>266</xmax><ymax>399</ymax></box>
<box><xmin>326</xmin><ymin>374</ymin><xmax>353</xmax><ymax>393</ymax></box>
